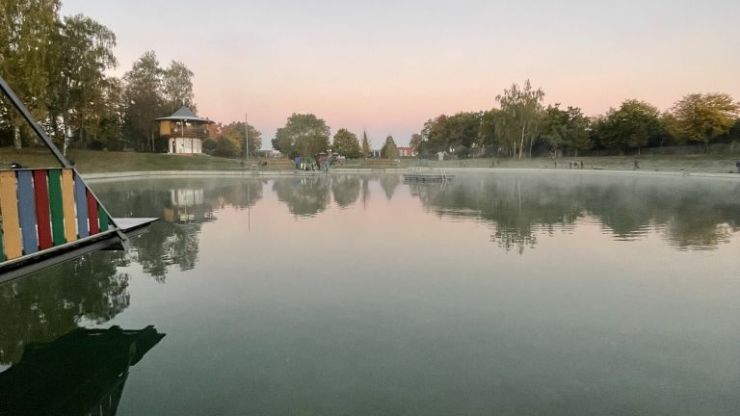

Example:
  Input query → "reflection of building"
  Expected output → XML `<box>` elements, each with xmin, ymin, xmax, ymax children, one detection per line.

<box><xmin>162</xmin><ymin>188</ymin><xmax>214</xmax><ymax>224</ymax></box>
<box><xmin>156</xmin><ymin>106</ymin><xmax>216</xmax><ymax>155</ymax></box>
<box><xmin>0</xmin><ymin>326</ymin><xmax>164</xmax><ymax>416</ymax></box>
<box><xmin>397</xmin><ymin>147</ymin><xmax>416</xmax><ymax>157</ymax></box>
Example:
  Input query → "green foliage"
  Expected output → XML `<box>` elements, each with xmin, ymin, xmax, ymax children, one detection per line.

<box><xmin>409</xmin><ymin>133</ymin><xmax>422</xmax><ymax>153</ymax></box>
<box><xmin>539</xmin><ymin>105</ymin><xmax>591</xmax><ymax>155</ymax></box>
<box><xmin>122</xmin><ymin>51</ymin><xmax>162</xmax><ymax>151</ymax></box>
<box><xmin>272</xmin><ymin>113</ymin><xmax>330</xmax><ymax>158</ymax></box>
<box><xmin>217</xmin><ymin>122</ymin><xmax>261</xmax><ymax>158</ymax></box>
<box><xmin>203</xmin><ymin>137</ymin><xmax>217</xmax><ymax>154</ymax></box>
<box><xmin>361</xmin><ymin>131</ymin><xmax>371</xmax><ymax>157</ymax></box>
<box><xmin>381</xmin><ymin>135</ymin><xmax>398</xmax><ymax>159</ymax></box>
<box><xmin>422</xmin><ymin>112</ymin><xmax>482</xmax><ymax>157</ymax></box>
<box><xmin>123</xmin><ymin>52</ymin><xmax>196</xmax><ymax>152</ymax></box>
<box><xmin>495</xmin><ymin>80</ymin><xmax>545</xmax><ymax>159</ymax></box>
<box><xmin>672</xmin><ymin>93</ymin><xmax>739</xmax><ymax>146</ymax></box>
<box><xmin>333</xmin><ymin>128</ymin><xmax>361</xmax><ymax>158</ymax></box>
<box><xmin>214</xmin><ymin>135</ymin><xmax>240</xmax><ymax>158</ymax></box>
<box><xmin>162</xmin><ymin>61</ymin><xmax>195</xmax><ymax>113</ymax></box>
<box><xmin>594</xmin><ymin>99</ymin><xmax>663</xmax><ymax>152</ymax></box>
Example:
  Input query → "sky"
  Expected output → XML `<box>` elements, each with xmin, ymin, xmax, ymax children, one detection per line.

<box><xmin>60</xmin><ymin>0</ymin><xmax>740</xmax><ymax>148</ymax></box>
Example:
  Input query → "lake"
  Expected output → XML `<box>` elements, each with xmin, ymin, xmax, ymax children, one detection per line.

<box><xmin>2</xmin><ymin>172</ymin><xmax>740</xmax><ymax>415</ymax></box>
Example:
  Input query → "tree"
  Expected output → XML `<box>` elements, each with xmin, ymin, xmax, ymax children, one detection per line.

<box><xmin>216</xmin><ymin>121</ymin><xmax>261</xmax><ymax>158</ymax></box>
<box><xmin>214</xmin><ymin>135</ymin><xmax>240</xmax><ymax>158</ymax></box>
<box><xmin>495</xmin><ymin>80</ymin><xmax>545</xmax><ymax>158</ymax></box>
<box><xmin>409</xmin><ymin>133</ymin><xmax>422</xmax><ymax>153</ymax></box>
<box><xmin>0</xmin><ymin>0</ymin><xmax>61</xmax><ymax>149</ymax></box>
<box><xmin>333</xmin><ymin>128</ymin><xmax>361</xmax><ymax>158</ymax></box>
<box><xmin>672</xmin><ymin>93</ymin><xmax>739</xmax><ymax>149</ymax></box>
<box><xmin>381</xmin><ymin>135</ymin><xmax>398</xmax><ymax>159</ymax></box>
<box><xmin>122</xmin><ymin>51</ymin><xmax>163</xmax><ymax>151</ymax></box>
<box><xmin>540</xmin><ymin>105</ymin><xmax>591</xmax><ymax>156</ymax></box>
<box><xmin>595</xmin><ymin>99</ymin><xmax>663</xmax><ymax>153</ymax></box>
<box><xmin>361</xmin><ymin>130</ymin><xmax>371</xmax><ymax>157</ymax></box>
<box><xmin>52</xmin><ymin>14</ymin><xmax>118</xmax><ymax>151</ymax></box>
<box><xmin>272</xmin><ymin>113</ymin><xmax>330</xmax><ymax>158</ymax></box>
<box><xmin>162</xmin><ymin>60</ymin><xmax>195</xmax><ymax>113</ymax></box>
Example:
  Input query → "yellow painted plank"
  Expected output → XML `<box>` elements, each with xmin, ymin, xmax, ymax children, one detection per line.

<box><xmin>0</xmin><ymin>171</ymin><xmax>22</xmax><ymax>259</ymax></box>
<box><xmin>61</xmin><ymin>169</ymin><xmax>77</xmax><ymax>243</ymax></box>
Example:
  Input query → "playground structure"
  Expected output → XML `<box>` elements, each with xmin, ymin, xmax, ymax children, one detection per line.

<box><xmin>0</xmin><ymin>75</ymin><xmax>156</xmax><ymax>282</ymax></box>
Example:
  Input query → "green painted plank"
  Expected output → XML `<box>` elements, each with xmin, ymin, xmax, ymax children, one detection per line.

<box><xmin>98</xmin><ymin>208</ymin><xmax>109</xmax><ymax>232</ymax></box>
<box><xmin>47</xmin><ymin>170</ymin><xmax>66</xmax><ymax>245</ymax></box>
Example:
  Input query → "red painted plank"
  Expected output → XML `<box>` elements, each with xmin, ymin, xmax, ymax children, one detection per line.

<box><xmin>86</xmin><ymin>190</ymin><xmax>100</xmax><ymax>235</ymax></box>
<box><xmin>33</xmin><ymin>170</ymin><xmax>53</xmax><ymax>250</ymax></box>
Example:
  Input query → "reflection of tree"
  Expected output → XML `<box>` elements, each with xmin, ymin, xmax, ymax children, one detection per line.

<box><xmin>91</xmin><ymin>178</ymin><xmax>267</xmax><ymax>281</ymax></box>
<box><xmin>361</xmin><ymin>177</ymin><xmax>370</xmax><ymax>209</ymax></box>
<box><xmin>0</xmin><ymin>252</ymin><xmax>130</xmax><ymax>364</ymax></box>
<box><xmin>410</xmin><ymin>175</ymin><xmax>740</xmax><ymax>253</ymax></box>
<box><xmin>332</xmin><ymin>175</ymin><xmax>361</xmax><ymax>208</ymax></box>
<box><xmin>0</xmin><ymin>325</ymin><xmax>164</xmax><ymax>416</ymax></box>
<box><xmin>379</xmin><ymin>174</ymin><xmax>400</xmax><ymax>200</ymax></box>
<box><xmin>273</xmin><ymin>176</ymin><xmax>330</xmax><ymax>216</ymax></box>
<box><xmin>131</xmin><ymin>222</ymin><xmax>200</xmax><ymax>282</ymax></box>
<box><xmin>217</xmin><ymin>180</ymin><xmax>264</xmax><ymax>209</ymax></box>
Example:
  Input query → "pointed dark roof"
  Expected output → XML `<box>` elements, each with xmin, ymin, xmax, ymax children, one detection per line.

<box><xmin>155</xmin><ymin>106</ymin><xmax>213</xmax><ymax>123</ymax></box>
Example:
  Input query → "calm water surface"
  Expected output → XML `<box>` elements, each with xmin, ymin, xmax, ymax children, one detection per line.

<box><xmin>2</xmin><ymin>172</ymin><xmax>740</xmax><ymax>415</ymax></box>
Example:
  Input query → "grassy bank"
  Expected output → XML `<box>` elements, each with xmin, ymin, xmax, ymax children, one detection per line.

<box><xmin>391</xmin><ymin>154</ymin><xmax>740</xmax><ymax>174</ymax></box>
<box><xmin>2</xmin><ymin>147</ymin><xmax>739</xmax><ymax>174</ymax></box>
<box><xmin>0</xmin><ymin>148</ymin><xmax>245</xmax><ymax>173</ymax></box>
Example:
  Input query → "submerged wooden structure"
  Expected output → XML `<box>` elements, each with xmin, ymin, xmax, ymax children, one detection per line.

<box><xmin>0</xmin><ymin>75</ymin><xmax>156</xmax><ymax>282</ymax></box>
<box><xmin>403</xmin><ymin>170</ymin><xmax>454</xmax><ymax>183</ymax></box>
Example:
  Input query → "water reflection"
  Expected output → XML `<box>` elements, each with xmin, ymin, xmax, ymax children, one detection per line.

<box><xmin>0</xmin><ymin>325</ymin><xmax>164</xmax><ymax>416</ymax></box>
<box><xmin>0</xmin><ymin>252</ymin><xmax>130</xmax><ymax>364</ymax></box>
<box><xmin>409</xmin><ymin>174</ymin><xmax>740</xmax><ymax>252</ymax></box>
<box><xmin>273</xmin><ymin>176</ymin><xmax>331</xmax><ymax>216</ymax></box>
<box><xmin>332</xmin><ymin>175</ymin><xmax>362</xmax><ymax>208</ymax></box>
<box><xmin>92</xmin><ymin>178</ymin><xmax>264</xmax><ymax>281</ymax></box>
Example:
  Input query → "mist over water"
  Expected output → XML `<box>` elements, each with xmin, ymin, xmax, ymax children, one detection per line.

<box><xmin>2</xmin><ymin>173</ymin><xmax>740</xmax><ymax>415</ymax></box>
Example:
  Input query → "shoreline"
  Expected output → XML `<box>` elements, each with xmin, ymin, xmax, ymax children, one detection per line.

<box><xmin>82</xmin><ymin>167</ymin><xmax>740</xmax><ymax>183</ymax></box>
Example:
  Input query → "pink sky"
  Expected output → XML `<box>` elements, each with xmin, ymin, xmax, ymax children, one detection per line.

<box><xmin>61</xmin><ymin>0</ymin><xmax>740</xmax><ymax>148</ymax></box>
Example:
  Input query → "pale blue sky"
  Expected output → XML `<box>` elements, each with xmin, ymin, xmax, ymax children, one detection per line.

<box><xmin>61</xmin><ymin>0</ymin><xmax>740</xmax><ymax>148</ymax></box>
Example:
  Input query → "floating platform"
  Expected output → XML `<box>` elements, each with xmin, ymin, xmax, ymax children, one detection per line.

<box><xmin>403</xmin><ymin>172</ymin><xmax>455</xmax><ymax>183</ymax></box>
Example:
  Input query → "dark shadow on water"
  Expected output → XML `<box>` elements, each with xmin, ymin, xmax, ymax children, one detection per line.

<box><xmin>0</xmin><ymin>325</ymin><xmax>164</xmax><ymax>416</ymax></box>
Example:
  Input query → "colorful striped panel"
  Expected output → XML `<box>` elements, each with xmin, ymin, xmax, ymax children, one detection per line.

<box><xmin>48</xmin><ymin>170</ymin><xmax>66</xmax><ymax>246</ymax></box>
<box><xmin>86</xmin><ymin>190</ymin><xmax>100</xmax><ymax>235</ymax></box>
<box><xmin>60</xmin><ymin>169</ymin><xmax>77</xmax><ymax>243</ymax></box>
<box><xmin>17</xmin><ymin>171</ymin><xmax>38</xmax><ymax>254</ymax></box>
<box><xmin>0</xmin><ymin>171</ymin><xmax>22</xmax><ymax>259</ymax></box>
<box><xmin>73</xmin><ymin>174</ymin><xmax>89</xmax><ymax>238</ymax></box>
<box><xmin>33</xmin><ymin>170</ymin><xmax>53</xmax><ymax>250</ymax></box>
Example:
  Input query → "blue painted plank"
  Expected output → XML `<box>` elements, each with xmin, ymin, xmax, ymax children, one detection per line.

<box><xmin>17</xmin><ymin>170</ymin><xmax>38</xmax><ymax>254</ymax></box>
<box><xmin>74</xmin><ymin>174</ymin><xmax>89</xmax><ymax>238</ymax></box>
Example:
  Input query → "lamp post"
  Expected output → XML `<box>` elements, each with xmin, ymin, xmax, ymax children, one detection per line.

<box><xmin>244</xmin><ymin>113</ymin><xmax>249</xmax><ymax>163</ymax></box>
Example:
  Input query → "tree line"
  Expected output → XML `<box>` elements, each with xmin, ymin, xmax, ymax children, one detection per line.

<box><xmin>418</xmin><ymin>80</ymin><xmax>740</xmax><ymax>159</ymax></box>
<box><xmin>0</xmin><ymin>1</ymin><xmax>263</xmax><ymax>156</ymax></box>
<box><xmin>270</xmin><ymin>112</ymin><xmax>399</xmax><ymax>159</ymax></box>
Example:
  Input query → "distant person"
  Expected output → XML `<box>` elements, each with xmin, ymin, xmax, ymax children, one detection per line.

<box><xmin>580</xmin><ymin>160</ymin><xmax>584</xmax><ymax>169</ymax></box>
<box><xmin>633</xmin><ymin>159</ymin><xmax>640</xmax><ymax>170</ymax></box>
<box><xmin>736</xmin><ymin>160</ymin><xmax>740</xmax><ymax>173</ymax></box>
